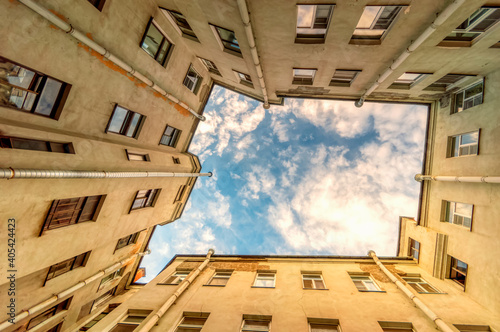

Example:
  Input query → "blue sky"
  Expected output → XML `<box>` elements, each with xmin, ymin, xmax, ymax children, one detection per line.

<box><xmin>138</xmin><ymin>86</ymin><xmax>428</xmax><ymax>283</ymax></box>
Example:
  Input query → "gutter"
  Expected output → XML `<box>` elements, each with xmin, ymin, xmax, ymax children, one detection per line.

<box><xmin>415</xmin><ymin>174</ymin><xmax>500</xmax><ymax>184</ymax></box>
<box><xmin>16</xmin><ymin>0</ymin><xmax>205</xmax><ymax>121</ymax></box>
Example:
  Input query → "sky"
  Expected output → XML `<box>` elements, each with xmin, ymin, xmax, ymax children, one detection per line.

<box><xmin>137</xmin><ymin>86</ymin><xmax>428</xmax><ymax>283</ymax></box>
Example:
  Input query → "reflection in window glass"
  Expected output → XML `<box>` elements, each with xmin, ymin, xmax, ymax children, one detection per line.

<box><xmin>141</xmin><ymin>20</ymin><xmax>173</xmax><ymax>65</ymax></box>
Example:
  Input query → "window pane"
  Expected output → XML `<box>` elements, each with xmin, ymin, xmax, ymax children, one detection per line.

<box><xmin>108</xmin><ymin>107</ymin><xmax>128</xmax><ymax>133</ymax></box>
<box><xmin>357</xmin><ymin>6</ymin><xmax>382</xmax><ymax>28</ymax></box>
<box><xmin>125</xmin><ymin>113</ymin><xmax>141</xmax><ymax>137</ymax></box>
<box><xmin>461</xmin><ymin>132</ymin><xmax>478</xmax><ymax>145</ymax></box>
<box><xmin>35</xmin><ymin>78</ymin><xmax>63</xmax><ymax>116</ymax></box>
<box><xmin>297</xmin><ymin>5</ymin><xmax>315</xmax><ymax>28</ymax></box>
<box><xmin>156</xmin><ymin>39</ymin><xmax>171</xmax><ymax>64</ymax></box>
<box><xmin>455</xmin><ymin>202</ymin><xmax>473</xmax><ymax>217</ymax></box>
<box><xmin>142</xmin><ymin>23</ymin><xmax>164</xmax><ymax>58</ymax></box>
<box><xmin>310</xmin><ymin>324</ymin><xmax>338</xmax><ymax>332</ymax></box>
<box><xmin>216</xmin><ymin>27</ymin><xmax>238</xmax><ymax>45</ymax></box>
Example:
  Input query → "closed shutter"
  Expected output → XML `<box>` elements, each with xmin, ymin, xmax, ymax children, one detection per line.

<box><xmin>44</xmin><ymin>197</ymin><xmax>84</xmax><ymax>230</ymax></box>
<box><xmin>79</xmin><ymin>196</ymin><xmax>101</xmax><ymax>221</ymax></box>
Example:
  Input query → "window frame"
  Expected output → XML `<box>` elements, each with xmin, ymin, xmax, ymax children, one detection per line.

<box><xmin>27</xmin><ymin>298</ymin><xmax>72</xmax><ymax>330</ymax></box>
<box><xmin>140</xmin><ymin>17</ymin><xmax>174</xmax><ymax>66</ymax></box>
<box><xmin>174</xmin><ymin>185</ymin><xmax>187</xmax><ymax>203</ymax></box>
<box><xmin>45</xmin><ymin>252</ymin><xmax>91</xmax><ymax>285</ymax></box>
<box><xmin>115</xmin><ymin>232</ymin><xmax>141</xmax><ymax>252</ymax></box>
<box><xmin>292</xmin><ymin>68</ymin><xmax>317</xmax><ymax>85</ymax></box>
<box><xmin>390</xmin><ymin>72</ymin><xmax>430</xmax><ymax>89</ymax></box>
<box><xmin>160</xmin><ymin>270</ymin><xmax>191</xmax><ymax>285</ymax></box>
<box><xmin>98</xmin><ymin>268</ymin><xmax>125</xmax><ymax>290</ymax></box>
<box><xmin>302</xmin><ymin>273</ymin><xmax>327</xmax><ymax>290</ymax></box>
<box><xmin>408</xmin><ymin>238</ymin><xmax>420</xmax><ymax>262</ymax></box>
<box><xmin>105</xmin><ymin>105</ymin><xmax>145</xmax><ymax>139</ymax></box>
<box><xmin>453</xmin><ymin>324</ymin><xmax>492</xmax><ymax>332</ymax></box>
<box><xmin>206</xmin><ymin>270</ymin><xmax>233</xmax><ymax>286</ymax></box>
<box><xmin>160</xmin><ymin>125</ymin><xmax>181</xmax><ymax>148</ymax></box>
<box><xmin>402</xmin><ymin>276</ymin><xmax>441</xmax><ymax>294</ymax></box>
<box><xmin>87</xmin><ymin>0</ymin><xmax>106</xmax><ymax>11</ymax></box>
<box><xmin>198</xmin><ymin>57</ymin><xmax>222</xmax><ymax>76</ymax></box>
<box><xmin>161</xmin><ymin>8</ymin><xmax>199</xmax><ymax>42</ymax></box>
<box><xmin>174</xmin><ymin>313</ymin><xmax>209</xmax><ymax>332</ymax></box>
<box><xmin>0</xmin><ymin>136</ymin><xmax>75</xmax><ymax>154</ymax></box>
<box><xmin>330</xmin><ymin>69</ymin><xmax>361</xmax><ymax>87</ymax></box>
<box><xmin>447</xmin><ymin>130</ymin><xmax>480</xmax><ymax>158</ymax></box>
<box><xmin>448</xmin><ymin>256</ymin><xmax>468</xmax><ymax>288</ymax></box>
<box><xmin>125</xmin><ymin>150</ymin><xmax>150</xmax><ymax>162</ymax></box>
<box><xmin>40</xmin><ymin>195</ymin><xmax>105</xmax><ymax>235</ymax></box>
<box><xmin>252</xmin><ymin>271</ymin><xmax>276</xmax><ymax>288</ymax></box>
<box><xmin>0</xmin><ymin>56</ymin><xmax>72</xmax><ymax>120</ymax></box>
<box><xmin>349</xmin><ymin>273</ymin><xmax>383</xmax><ymax>292</ymax></box>
<box><xmin>295</xmin><ymin>4</ymin><xmax>335</xmax><ymax>44</ymax></box>
<box><xmin>183</xmin><ymin>64</ymin><xmax>202</xmax><ymax>94</ymax></box>
<box><xmin>129</xmin><ymin>189</ymin><xmax>160</xmax><ymax>212</ymax></box>
<box><xmin>210</xmin><ymin>24</ymin><xmax>242</xmax><ymax>57</ymax></box>
<box><xmin>442</xmin><ymin>200</ymin><xmax>474</xmax><ymax>230</ymax></box>
<box><xmin>109</xmin><ymin>309</ymin><xmax>152</xmax><ymax>332</ymax></box>
<box><xmin>234</xmin><ymin>70</ymin><xmax>254</xmax><ymax>88</ymax></box>
<box><xmin>308</xmin><ymin>318</ymin><xmax>341</xmax><ymax>332</ymax></box>
<box><xmin>350</xmin><ymin>6</ymin><xmax>404</xmax><ymax>45</ymax></box>
<box><xmin>452</xmin><ymin>80</ymin><xmax>484</xmax><ymax>114</ymax></box>
<box><xmin>378</xmin><ymin>321</ymin><xmax>415</xmax><ymax>332</ymax></box>
<box><xmin>241</xmin><ymin>316</ymin><xmax>272</xmax><ymax>332</ymax></box>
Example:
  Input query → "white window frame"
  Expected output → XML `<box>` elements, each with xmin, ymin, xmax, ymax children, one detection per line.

<box><xmin>453</xmin><ymin>80</ymin><xmax>484</xmax><ymax>113</ymax></box>
<box><xmin>351</xmin><ymin>6</ymin><xmax>403</xmax><ymax>42</ymax></box>
<box><xmin>183</xmin><ymin>65</ymin><xmax>201</xmax><ymax>93</ymax></box>
<box><xmin>443</xmin><ymin>200</ymin><xmax>473</xmax><ymax>229</ymax></box>
<box><xmin>292</xmin><ymin>68</ymin><xmax>317</xmax><ymax>85</ymax></box>
<box><xmin>234</xmin><ymin>70</ymin><xmax>253</xmax><ymax>87</ymax></box>
<box><xmin>295</xmin><ymin>4</ymin><xmax>334</xmax><ymax>42</ymax></box>
<box><xmin>112</xmin><ymin>310</ymin><xmax>151</xmax><ymax>331</ymax></box>
<box><xmin>206</xmin><ymin>271</ymin><xmax>232</xmax><ymax>286</ymax></box>
<box><xmin>98</xmin><ymin>267</ymin><xmax>124</xmax><ymax>290</ymax></box>
<box><xmin>253</xmin><ymin>272</ymin><xmax>276</xmax><ymax>288</ymax></box>
<box><xmin>302</xmin><ymin>274</ymin><xmax>326</xmax><ymax>289</ymax></box>
<box><xmin>198</xmin><ymin>57</ymin><xmax>221</xmax><ymax>76</ymax></box>
<box><xmin>445</xmin><ymin>8</ymin><xmax>500</xmax><ymax>43</ymax></box>
<box><xmin>163</xmin><ymin>271</ymin><xmax>190</xmax><ymax>285</ymax></box>
<box><xmin>448</xmin><ymin>130</ymin><xmax>480</xmax><ymax>157</ymax></box>
<box><xmin>402</xmin><ymin>276</ymin><xmax>441</xmax><ymax>294</ymax></box>
<box><xmin>174</xmin><ymin>315</ymin><xmax>207</xmax><ymax>332</ymax></box>
<box><xmin>349</xmin><ymin>274</ymin><xmax>381</xmax><ymax>292</ymax></box>
<box><xmin>240</xmin><ymin>317</ymin><xmax>271</xmax><ymax>332</ymax></box>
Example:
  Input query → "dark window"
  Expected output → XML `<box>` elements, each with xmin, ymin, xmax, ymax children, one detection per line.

<box><xmin>296</xmin><ymin>5</ymin><xmax>334</xmax><ymax>44</ymax></box>
<box><xmin>292</xmin><ymin>68</ymin><xmax>316</xmax><ymax>85</ymax></box>
<box><xmin>0</xmin><ymin>56</ymin><xmax>71</xmax><ymax>119</ymax></box>
<box><xmin>449</xmin><ymin>256</ymin><xmax>468</xmax><ymax>287</ymax></box>
<box><xmin>106</xmin><ymin>105</ymin><xmax>144</xmax><ymax>138</ymax></box>
<box><xmin>425</xmin><ymin>74</ymin><xmax>473</xmax><ymax>91</ymax></box>
<box><xmin>115</xmin><ymin>232</ymin><xmax>140</xmax><ymax>251</ymax></box>
<box><xmin>402</xmin><ymin>276</ymin><xmax>440</xmax><ymax>293</ymax></box>
<box><xmin>351</xmin><ymin>6</ymin><xmax>402</xmax><ymax>44</ymax></box>
<box><xmin>212</xmin><ymin>25</ymin><xmax>241</xmax><ymax>55</ymax></box>
<box><xmin>140</xmin><ymin>18</ymin><xmax>174</xmax><ymax>66</ymax></box>
<box><xmin>87</xmin><ymin>0</ymin><xmax>105</xmax><ymax>11</ymax></box>
<box><xmin>130</xmin><ymin>189</ymin><xmax>160</xmax><ymax>211</ymax></box>
<box><xmin>110</xmin><ymin>310</ymin><xmax>152</xmax><ymax>332</ymax></box>
<box><xmin>408</xmin><ymin>238</ymin><xmax>420</xmax><ymax>261</ymax></box>
<box><xmin>27</xmin><ymin>298</ymin><xmax>72</xmax><ymax>330</ymax></box>
<box><xmin>125</xmin><ymin>150</ymin><xmax>150</xmax><ymax>161</ymax></box>
<box><xmin>175</xmin><ymin>315</ymin><xmax>208</xmax><ymax>332</ymax></box>
<box><xmin>160</xmin><ymin>125</ymin><xmax>181</xmax><ymax>147</ymax></box>
<box><xmin>183</xmin><ymin>65</ymin><xmax>202</xmax><ymax>94</ymax></box>
<box><xmin>0</xmin><ymin>136</ymin><xmax>75</xmax><ymax>154</ymax></box>
<box><xmin>235</xmin><ymin>71</ymin><xmax>253</xmax><ymax>88</ymax></box>
<box><xmin>41</xmin><ymin>195</ymin><xmax>104</xmax><ymax>234</ymax></box>
<box><xmin>199</xmin><ymin>58</ymin><xmax>221</xmax><ymax>76</ymax></box>
<box><xmin>453</xmin><ymin>81</ymin><xmax>484</xmax><ymax>113</ymax></box>
<box><xmin>174</xmin><ymin>185</ymin><xmax>187</xmax><ymax>203</ymax></box>
<box><xmin>99</xmin><ymin>268</ymin><xmax>125</xmax><ymax>289</ymax></box>
<box><xmin>45</xmin><ymin>252</ymin><xmax>90</xmax><ymax>283</ymax></box>
<box><xmin>172</xmin><ymin>157</ymin><xmax>181</xmax><ymax>164</ymax></box>
<box><xmin>330</xmin><ymin>70</ymin><xmax>361</xmax><ymax>87</ymax></box>
<box><xmin>454</xmin><ymin>324</ymin><xmax>491</xmax><ymax>332</ymax></box>
<box><xmin>46</xmin><ymin>322</ymin><xmax>64</xmax><ymax>332</ymax></box>
<box><xmin>162</xmin><ymin>8</ymin><xmax>198</xmax><ymax>41</ymax></box>
<box><xmin>79</xmin><ymin>304</ymin><xmax>119</xmax><ymax>331</ymax></box>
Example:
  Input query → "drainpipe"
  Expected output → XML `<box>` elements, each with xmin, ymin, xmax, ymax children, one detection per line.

<box><xmin>354</xmin><ymin>0</ymin><xmax>467</xmax><ymax>107</ymax></box>
<box><xmin>137</xmin><ymin>249</ymin><xmax>215</xmax><ymax>332</ymax></box>
<box><xmin>415</xmin><ymin>174</ymin><xmax>500</xmax><ymax>184</ymax></box>
<box><xmin>16</xmin><ymin>0</ymin><xmax>205</xmax><ymax>121</ymax></box>
<box><xmin>236</xmin><ymin>0</ymin><xmax>270</xmax><ymax>109</ymax></box>
<box><xmin>368</xmin><ymin>251</ymin><xmax>455</xmax><ymax>332</ymax></box>
<box><xmin>0</xmin><ymin>250</ymin><xmax>150</xmax><ymax>330</ymax></box>
<box><xmin>0</xmin><ymin>168</ymin><xmax>212</xmax><ymax>180</ymax></box>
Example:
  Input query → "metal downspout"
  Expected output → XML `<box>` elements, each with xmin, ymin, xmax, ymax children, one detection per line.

<box><xmin>137</xmin><ymin>249</ymin><xmax>215</xmax><ymax>332</ymax></box>
<box><xmin>0</xmin><ymin>250</ymin><xmax>150</xmax><ymax>331</ymax></box>
<box><xmin>415</xmin><ymin>174</ymin><xmax>500</xmax><ymax>184</ymax></box>
<box><xmin>0</xmin><ymin>169</ymin><xmax>212</xmax><ymax>180</ymax></box>
<box><xmin>368</xmin><ymin>251</ymin><xmax>455</xmax><ymax>332</ymax></box>
<box><xmin>16</xmin><ymin>0</ymin><xmax>205</xmax><ymax>121</ymax></box>
<box><xmin>236</xmin><ymin>0</ymin><xmax>270</xmax><ymax>109</ymax></box>
<box><xmin>354</xmin><ymin>0</ymin><xmax>467</xmax><ymax>107</ymax></box>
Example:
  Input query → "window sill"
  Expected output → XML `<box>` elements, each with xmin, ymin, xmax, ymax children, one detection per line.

<box><xmin>358</xmin><ymin>290</ymin><xmax>386</xmax><ymax>293</ymax></box>
<box><xmin>349</xmin><ymin>39</ymin><xmax>382</xmax><ymax>46</ymax></box>
<box><xmin>203</xmin><ymin>284</ymin><xmax>226</xmax><ymax>287</ymax></box>
<box><xmin>251</xmin><ymin>286</ymin><xmax>275</xmax><ymax>289</ymax></box>
<box><xmin>128</xmin><ymin>206</ymin><xmax>154</xmax><ymax>214</ymax></box>
<box><xmin>303</xmin><ymin>288</ymin><xmax>329</xmax><ymax>290</ymax></box>
<box><xmin>28</xmin><ymin>310</ymin><xmax>67</xmax><ymax>332</ymax></box>
<box><xmin>157</xmin><ymin>283</ymin><xmax>181</xmax><ymax>286</ymax></box>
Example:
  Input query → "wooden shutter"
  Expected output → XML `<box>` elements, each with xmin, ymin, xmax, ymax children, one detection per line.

<box><xmin>47</xmin><ymin>258</ymin><xmax>74</xmax><ymax>280</ymax></box>
<box><xmin>79</xmin><ymin>195</ymin><xmax>101</xmax><ymax>222</ymax></box>
<box><xmin>44</xmin><ymin>197</ymin><xmax>84</xmax><ymax>231</ymax></box>
<box><xmin>77</xmin><ymin>300</ymin><xmax>94</xmax><ymax>321</ymax></box>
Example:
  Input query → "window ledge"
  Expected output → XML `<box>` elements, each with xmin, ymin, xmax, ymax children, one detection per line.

<box><xmin>157</xmin><ymin>283</ymin><xmax>180</xmax><ymax>286</ymax></box>
<box><xmin>203</xmin><ymin>284</ymin><xmax>226</xmax><ymax>287</ymax></box>
<box><xmin>29</xmin><ymin>310</ymin><xmax>67</xmax><ymax>332</ymax></box>
<box><xmin>303</xmin><ymin>288</ymin><xmax>329</xmax><ymax>290</ymax></box>
<box><xmin>251</xmin><ymin>286</ymin><xmax>275</xmax><ymax>289</ymax></box>
<box><xmin>358</xmin><ymin>290</ymin><xmax>386</xmax><ymax>293</ymax></box>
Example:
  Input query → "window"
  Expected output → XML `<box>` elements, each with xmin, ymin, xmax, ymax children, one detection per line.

<box><xmin>106</xmin><ymin>105</ymin><xmax>145</xmax><ymax>139</ymax></box>
<box><xmin>130</xmin><ymin>189</ymin><xmax>160</xmax><ymax>211</ymax></box>
<box><xmin>160</xmin><ymin>125</ymin><xmax>181</xmax><ymax>147</ymax></box>
<box><xmin>349</xmin><ymin>274</ymin><xmax>381</xmax><ymax>291</ymax></box>
<box><xmin>378</xmin><ymin>321</ymin><xmax>415</xmax><ymax>331</ymax></box>
<box><xmin>99</xmin><ymin>268</ymin><xmax>124</xmax><ymax>289</ymax></box>
<box><xmin>115</xmin><ymin>232</ymin><xmax>140</xmax><ymax>251</ymax></box>
<box><xmin>0</xmin><ymin>136</ymin><xmax>75</xmax><ymax>154</ymax></box>
<box><xmin>173</xmin><ymin>157</ymin><xmax>181</xmax><ymax>164</ymax></box>
<box><xmin>253</xmin><ymin>272</ymin><xmax>276</xmax><ymax>288</ymax></box>
<box><xmin>126</xmin><ymin>150</ymin><xmax>150</xmax><ymax>161</ymax></box>
<box><xmin>211</xmin><ymin>25</ymin><xmax>241</xmax><ymax>55</ymax></box>
<box><xmin>448</xmin><ymin>130</ymin><xmax>479</xmax><ymax>157</ymax></box>
<box><xmin>87</xmin><ymin>0</ymin><xmax>105</xmax><ymax>11</ymax></box>
<box><xmin>207</xmin><ymin>271</ymin><xmax>232</xmax><ymax>286</ymax></box>
<box><xmin>79</xmin><ymin>304</ymin><xmax>119</xmax><ymax>331</ymax></box>
<box><xmin>443</xmin><ymin>201</ymin><xmax>473</xmax><ymax>229</ymax></box>
<box><xmin>46</xmin><ymin>322</ymin><xmax>64</xmax><ymax>332</ymax></box>
<box><xmin>403</xmin><ymin>276</ymin><xmax>440</xmax><ymax>294</ymax></box>
<box><xmin>330</xmin><ymin>69</ymin><xmax>361</xmax><ymax>87</ymax></box>
<box><xmin>454</xmin><ymin>325</ymin><xmax>491</xmax><ymax>332</ymax></box>
<box><xmin>163</xmin><ymin>271</ymin><xmax>190</xmax><ymax>285</ymax></box>
<box><xmin>408</xmin><ymin>238</ymin><xmax>420</xmax><ymax>261</ymax></box>
<box><xmin>351</xmin><ymin>6</ymin><xmax>403</xmax><ymax>44</ymax></box>
<box><xmin>183</xmin><ymin>65</ymin><xmax>202</xmax><ymax>94</ymax></box>
<box><xmin>27</xmin><ymin>298</ymin><xmax>72</xmax><ymax>330</ymax></box>
<box><xmin>439</xmin><ymin>8</ymin><xmax>500</xmax><ymax>46</ymax></box>
<box><xmin>295</xmin><ymin>5</ymin><xmax>334</xmax><ymax>44</ymax></box>
<box><xmin>453</xmin><ymin>81</ymin><xmax>484</xmax><ymax>113</ymax></box>
<box><xmin>41</xmin><ymin>195</ymin><xmax>104</xmax><ymax>234</ymax></box>
<box><xmin>91</xmin><ymin>287</ymin><xmax>117</xmax><ymax>311</ymax></box>
<box><xmin>234</xmin><ymin>71</ymin><xmax>253</xmax><ymax>88</ymax></box>
<box><xmin>199</xmin><ymin>58</ymin><xmax>221</xmax><ymax>76</ymax></box>
<box><xmin>161</xmin><ymin>8</ymin><xmax>198</xmax><ymax>41</ymax></box>
<box><xmin>0</xmin><ymin>56</ymin><xmax>71</xmax><ymax>119</ymax></box>
<box><xmin>425</xmin><ymin>74</ymin><xmax>472</xmax><ymax>91</ymax></box>
<box><xmin>45</xmin><ymin>252</ymin><xmax>90</xmax><ymax>283</ymax></box>
<box><xmin>241</xmin><ymin>316</ymin><xmax>271</xmax><ymax>332</ymax></box>
<box><xmin>390</xmin><ymin>73</ymin><xmax>429</xmax><ymax>89</ymax></box>
<box><xmin>141</xmin><ymin>18</ymin><xmax>174</xmax><ymax>66</ymax></box>
<box><xmin>308</xmin><ymin>318</ymin><xmax>340</xmax><ymax>332</ymax></box>
<box><xmin>175</xmin><ymin>313</ymin><xmax>209</xmax><ymax>332</ymax></box>
<box><xmin>174</xmin><ymin>185</ymin><xmax>187</xmax><ymax>203</ymax></box>
<box><xmin>448</xmin><ymin>256</ymin><xmax>468</xmax><ymax>287</ymax></box>
<box><xmin>302</xmin><ymin>274</ymin><xmax>326</xmax><ymax>289</ymax></box>
<box><xmin>292</xmin><ymin>68</ymin><xmax>316</xmax><ymax>85</ymax></box>
<box><xmin>110</xmin><ymin>309</ymin><xmax>151</xmax><ymax>332</ymax></box>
